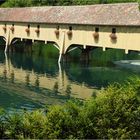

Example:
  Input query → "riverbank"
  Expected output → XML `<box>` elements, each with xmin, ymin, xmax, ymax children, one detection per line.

<box><xmin>0</xmin><ymin>76</ymin><xmax>140</xmax><ymax>139</ymax></box>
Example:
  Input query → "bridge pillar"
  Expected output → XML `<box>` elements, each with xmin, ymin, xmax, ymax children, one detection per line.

<box><xmin>5</xmin><ymin>39</ymin><xmax>12</xmax><ymax>52</ymax></box>
<box><xmin>103</xmin><ymin>47</ymin><xmax>106</xmax><ymax>51</ymax></box>
<box><xmin>58</xmin><ymin>53</ymin><xmax>63</xmax><ymax>63</ymax></box>
<box><xmin>125</xmin><ymin>49</ymin><xmax>129</xmax><ymax>54</ymax></box>
<box><xmin>58</xmin><ymin>31</ymin><xmax>65</xmax><ymax>63</ymax></box>
<box><xmin>5</xmin><ymin>30</ymin><xmax>12</xmax><ymax>53</ymax></box>
<box><xmin>5</xmin><ymin>41</ymin><xmax>8</xmax><ymax>53</ymax></box>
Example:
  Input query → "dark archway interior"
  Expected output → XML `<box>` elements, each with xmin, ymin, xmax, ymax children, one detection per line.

<box><xmin>0</xmin><ymin>36</ymin><xmax>6</xmax><ymax>50</ymax></box>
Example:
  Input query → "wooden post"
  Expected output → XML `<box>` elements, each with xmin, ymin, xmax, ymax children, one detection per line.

<box><xmin>58</xmin><ymin>31</ymin><xmax>65</xmax><ymax>63</ymax></box>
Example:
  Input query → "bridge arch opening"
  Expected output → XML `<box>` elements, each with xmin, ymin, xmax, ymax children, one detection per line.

<box><xmin>47</xmin><ymin>41</ymin><xmax>60</xmax><ymax>51</ymax></box>
<box><xmin>25</xmin><ymin>40</ymin><xmax>60</xmax><ymax>59</ymax></box>
<box><xmin>0</xmin><ymin>36</ymin><xmax>6</xmax><ymax>51</ymax></box>
<box><xmin>65</xmin><ymin>44</ymin><xmax>101</xmax><ymax>63</ymax></box>
<box><xmin>42</xmin><ymin>41</ymin><xmax>60</xmax><ymax>59</ymax></box>
<box><xmin>6</xmin><ymin>38</ymin><xmax>60</xmax><ymax>60</ymax></box>
<box><xmin>9</xmin><ymin>38</ymin><xmax>33</xmax><ymax>53</ymax></box>
<box><xmin>64</xmin><ymin>44</ymin><xmax>84</xmax><ymax>62</ymax></box>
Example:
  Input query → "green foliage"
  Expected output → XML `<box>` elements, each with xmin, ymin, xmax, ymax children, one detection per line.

<box><xmin>138</xmin><ymin>0</ymin><xmax>140</xmax><ymax>8</ymax></box>
<box><xmin>93</xmin><ymin>83</ymin><xmax>140</xmax><ymax>139</ymax></box>
<box><xmin>44</xmin><ymin>102</ymin><xmax>84</xmax><ymax>139</ymax></box>
<box><xmin>1</xmin><ymin>0</ymin><xmax>138</xmax><ymax>7</ymax></box>
<box><xmin>0</xmin><ymin>76</ymin><xmax>140</xmax><ymax>139</ymax></box>
<box><xmin>45</xmin><ymin>105</ymin><xmax>70</xmax><ymax>139</ymax></box>
<box><xmin>0</xmin><ymin>108</ymin><xmax>7</xmax><ymax>138</ymax></box>
<box><xmin>22</xmin><ymin>110</ymin><xmax>46</xmax><ymax>139</ymax></box>
<box><xmin>5</xmin><ymin>110</ymin><xmax>46</xmax><ymax>139</ymax></box>
<box><xmin>6</xmin><ymin>112</ymin><xmax>23</xmax><ymax>138</ymax></box>
<box><xmin>1</xmin><ymin>0</ymin><xmax>32</xmax><ymax>7</ymax></box>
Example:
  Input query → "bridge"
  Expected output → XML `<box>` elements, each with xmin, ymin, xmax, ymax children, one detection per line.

<box><xmin>0</xmin><ymin>3</ymin><xmax>140</xmax><ymax>62</ymax></box>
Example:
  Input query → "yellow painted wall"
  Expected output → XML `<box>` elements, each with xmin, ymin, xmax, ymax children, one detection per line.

<box><xmin>0</xmin><ymin>22</ymin><xmax>140</xmax><ymax>54</ymax></box>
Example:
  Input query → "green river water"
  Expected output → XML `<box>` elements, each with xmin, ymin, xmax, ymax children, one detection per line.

<box><xmin>0</xmin><ymin>43</ymin><xmax>140</xmax><ymax>111</ymax></box>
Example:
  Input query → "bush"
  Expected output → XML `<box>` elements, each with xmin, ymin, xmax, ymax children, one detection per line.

<box><xmin>44</xmin><ymin>102</ymin><xmax>83</xmax><ymax>139</ymax></box>
<box><xmin>92</xmin><ymin>83</ymin><xmax>140</xmax><ymax>139</ymax></box>
<box><xmin>4</xmin><ymin>110</ymin><xmax>46</xmax><ymax>139</ymax></box>
<box><xmin>22</xmin><ymin>110</ymin><xmax>46</xmax><ymax>139</ymax></box>
<box><xmin>6</xmin><ymin>111</ymin><xmax>23</xmax><ymax>139</ymax></box>
<box><xmin>0</xmin><ymin>108</ymin><xmax>7</xmax><ymax>138</ymax></box>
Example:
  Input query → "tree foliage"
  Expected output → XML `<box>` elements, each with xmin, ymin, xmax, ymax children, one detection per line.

<box><xmin>1</xmin><ymin>0</ymin><xmax>138</xmax><ymax>7</ymax></box>
<box><xmin>1</xmin><ymin>0</ymin><xmax>32</xmax><ymax>7</ymax></box>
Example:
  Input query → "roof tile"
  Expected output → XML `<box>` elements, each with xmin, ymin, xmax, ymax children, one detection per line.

<box><xmin>0</xmin><ymin>3</ymin><xmax>140</xmax><ymax>26</ymax></box>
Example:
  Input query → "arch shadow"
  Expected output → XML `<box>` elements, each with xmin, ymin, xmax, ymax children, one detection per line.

<box><xmin>66</xmin><ymin>44</ymin><xmax>102</xmax><ymax>54</ymax></box>
<box><xmin>0</xmin><ymin>36</ymin><xmax>6</xmax><ymax>50</ymax></box>
<box><xmin>65</xmin><ymin>44</ymin><xmax>83</xmax><ymax>54</ymax></box>
<box><xmin>47</xmin><ymin>41</ymin><xmax>60</xmax><ymax>51</ymax></box>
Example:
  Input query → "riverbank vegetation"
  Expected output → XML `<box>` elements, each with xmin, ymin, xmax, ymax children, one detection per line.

<box><xmin>0</xmin><ymin>0</ymin><xmax>139</xmax><ymax>7</ymax></box>
<box><xmin>0</xmin><ymin>76</ymin><xmax>139</xmax><ymax>139</ymax></box>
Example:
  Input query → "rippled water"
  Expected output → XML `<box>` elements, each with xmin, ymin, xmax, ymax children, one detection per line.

<box><xmin>0</xmin><ymin>43</ymin><xmax>140</xmax><ymax>111</ymax></box>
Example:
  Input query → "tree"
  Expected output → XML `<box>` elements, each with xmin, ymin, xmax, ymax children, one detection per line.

<box><xmin>1</xmin><ymin>0</ymin><xmax>32</xmax><ymax>7</ymax></box>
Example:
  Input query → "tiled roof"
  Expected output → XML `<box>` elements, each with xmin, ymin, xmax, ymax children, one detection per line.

<box><xmin>0</xmin><ymin>3</ymin><xmax>140</xmax><ymax>26</ymax></box>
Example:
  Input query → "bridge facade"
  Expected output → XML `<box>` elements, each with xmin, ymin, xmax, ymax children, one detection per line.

<box><xmin>0</xmin><ymin>3</ymin><xmax>140</xmax><ymax>62</ymax></box>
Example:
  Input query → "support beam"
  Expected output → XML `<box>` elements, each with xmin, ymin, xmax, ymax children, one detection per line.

<box><xmin>5</xmin><ymin>30</ymin><xmax>11</xmax><ymax>53</ymax></box>
<box><xmin>58</xmin><ymin>31</ymin><xmax>65</xmax><ymax>63</ymax></box>
<box><xmin>53</xmin><ymin>44</ymin><xmax>60</xmax><ymax>50</ymax></box>
<box><xmin>58</xmin><ymin>53</ymin><xmax>62</xmax><ymax>63</ymax></box>
<box><xmin>12</xmin><ymin>39</ymin><xmax>19</xmax><ymax>45</ymax></box>
<box><xmin>5</xmin><ymin>42</ymin><xmax>8</xmax><ymax>53</ymax></box>
<box><xmin>3</xmin><ymin>38</ymin><xmax>6</xmax><ymax>41</ymax></box>
<box><xmin>83</xmin><ymin>45</ymin><xmax>86</xmax><ymax>49</ymax></box>
<box><xmin>125</xmin><ymin>49</ymin><xmax>129</xmax><ymax>54</ymax></box>
<box><xmin>67</xmin><ymin>47</ymin><xmax>78</xmax><ymax>53</ymax></box>
<box><xmin>103</xmin><ymin>47</ymin><xmax>106</xmax><ymax>51</ymax></box>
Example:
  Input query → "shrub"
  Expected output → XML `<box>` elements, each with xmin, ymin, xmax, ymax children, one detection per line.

<box><xmin>44</xmin><ymin>101</ymin><xmax>84</xmax><ymax>139</ymax></box>
<box><xmin>0</xmin><ymin>108</ymin><xmax>7</xmax><ymax>139</ymax></box>
<box><xmin>92</xmin><ymin>83</ymin><xmax>140</xmax><ymax>139</ymax></box>
<box><xmin>22</xmin><ymin>110</ymin><xmax>46</xmax><ymax>139</ymax></box>
<box><xmin>6</xmin><ymin>111</ymin><xmax>23</xmax><ymax>139</ymax></box>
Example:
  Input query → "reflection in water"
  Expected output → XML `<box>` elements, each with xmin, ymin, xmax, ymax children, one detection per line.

<box><xmin>25</xmin><ymin>73</ymin><xmax>30</xmax><ymax>86</ymax></box>
<box><xmin>53</xmin><ymin>82</ymin><xmax>59</xmax><ymax>95</ymax></box>
<box><xmin>0</xmin><ymin>52</ymin><xmax>95</xmax><ymax>110</ymax></box>
<box><xmin>3</xmin><ymin>53</ymin><xmax>98</xmax><ymax>99</ymax></box>
<box><xmin>3</xmin><ymin>68</ymin><xmax>7</xmax><ymax>81</ymax></box>
<box><xmin>0</xmin><ymin>47</ymin><xmax>140</xmax><ymax>110</ymax></box>
<box><xmin>35</xmin><ymin>75</ymin><xmax>39</xmax><ymax>89</ymax></box>
<box><xmin>115</xmin><ymin>60</ymin><xmax>140</xmax><ymax>72</ymax></box>
<box><xmin>65</xmin><ymin>85</ymin><xmax>72</xmax><ymax>99</ymax></box>
<box><xmin>10</xmin><ymin>70</ymin><xmax>14</xmax><ymax>83</ymax></box>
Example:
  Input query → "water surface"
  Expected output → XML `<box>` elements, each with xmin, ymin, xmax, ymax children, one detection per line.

<box><xmin>0</xmin><ymin>44</ymin><xmax>140</xmax><ymax>110</ymax></box>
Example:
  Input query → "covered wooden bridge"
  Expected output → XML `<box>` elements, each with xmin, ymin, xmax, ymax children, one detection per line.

<box><xmin>0</xmin><ymin>3</ymin><xmax>140</xmax><ymax>62</ymax></box>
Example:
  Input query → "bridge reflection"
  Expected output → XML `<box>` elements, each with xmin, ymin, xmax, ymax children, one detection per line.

<box><xmin>0</xmin><ymin>53</ymin><xmax>94</xmax><ymax>100</ymax></box>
